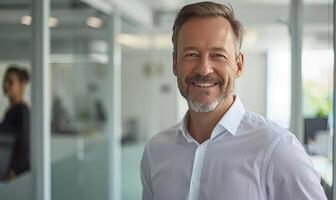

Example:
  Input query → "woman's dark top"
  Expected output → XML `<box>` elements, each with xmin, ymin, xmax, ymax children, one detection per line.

<box><xmin>0</xmin><ymin>103</ymin><xmax>30</xmax><ymax>177</ymax></box>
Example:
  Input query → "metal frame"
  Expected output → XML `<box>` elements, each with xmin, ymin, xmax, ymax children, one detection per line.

<box><xmin>106</xmin><ymin>7</ymin><xmax>122</xmax><ymax>200</ymax></box>
<box><xmin>31</xmin><ymin>0</ymin><xmax>51</xmax><ymax>199</ymax></box>
<box><xmin>289</xmin><ymin>0</ymin><xmax>303</xmax><ymax>142</ymax></box>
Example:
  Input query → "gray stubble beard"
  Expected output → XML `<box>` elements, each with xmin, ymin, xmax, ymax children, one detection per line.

<box><xmin>178</xmin><ymin>76</ymin><xmax>234</xmax><ymax>113</ymax></box>
<box><xmin>187</xmin><ymin>92</ymin><xmax>226</xmax><ymax>112</ymax></box>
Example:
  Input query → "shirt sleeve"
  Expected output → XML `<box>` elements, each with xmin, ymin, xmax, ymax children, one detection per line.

<box><xmin>141</xmin><ymin>145</ymin><xmax>153</xmax><ymax>200</ymax></box>
<box><xmin>265</xmin><ymin>134</ymin><xmax>327</xmax><ymax>200</ymax></box>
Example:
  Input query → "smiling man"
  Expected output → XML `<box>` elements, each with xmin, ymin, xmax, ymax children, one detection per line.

<box><xmin>140</xmin><ymin>2</ymin><xmax>327</xmax><ymax>200</ymax></box>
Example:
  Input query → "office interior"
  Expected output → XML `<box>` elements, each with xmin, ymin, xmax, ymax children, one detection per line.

<box><xmin>0</xmin><ymin>0</ymin><xmax>334</xmax><ymax>199</ymax></box>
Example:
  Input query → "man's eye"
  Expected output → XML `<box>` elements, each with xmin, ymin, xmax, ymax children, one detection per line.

<box><xmin>185</xmin><ymin>53</ymin><xmax>198</xmax><ymax>57</ymax></box>
<box><xmin>213</xmin><ymin>53</ymin><xmax>225</xmax><ymax>59</ymax></box>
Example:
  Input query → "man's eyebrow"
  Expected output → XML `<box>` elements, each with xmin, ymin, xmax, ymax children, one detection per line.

<box><xmin>181</xmin><ymin>47</ymin><xmax>229</xmax><ymax>53</ymax></box>
<box><xmin>182</xmin><ymin>47</ymin><xmax>199</xmax><ymax>51</ymax></box>
<box><xmin>210</xmin><ymin>47</ymin><xmax>228</xmax><ymax>53</ymax></box>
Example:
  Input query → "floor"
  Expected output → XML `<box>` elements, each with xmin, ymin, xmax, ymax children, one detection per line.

<box><xmin>122</xmin><ymin>143</ymin><xmax>145</xmax><ymax>200</ymax></box>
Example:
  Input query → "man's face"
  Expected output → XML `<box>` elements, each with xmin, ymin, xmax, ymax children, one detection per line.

<box><xmin>173</xmin><ymin>16</ymin><xmax>244</xmax><ymax>112</ymax></box>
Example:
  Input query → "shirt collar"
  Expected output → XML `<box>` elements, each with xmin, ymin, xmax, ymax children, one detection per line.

<box><xmin>177</xmin><ymin>96</ymin><xmax>246</xmax><ymax>142</ymax></box>
<box><xmin>177</xmin><ymin>112</ymin><xmax>195</xmax><ymax>143</ymax></box>
<box><xmin>215</xmin><ymin>96</ymin><xmax>245</xmax><ymax>137</ymax></box>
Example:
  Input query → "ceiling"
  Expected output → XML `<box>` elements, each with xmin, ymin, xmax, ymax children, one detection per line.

<box><xmin>139</xmin><ymin>0</ymin><xmax>332</xmax><ymax>10</ymax></box>
<box><xmin>0</xmin><ymin>0</ymin><xmax>333</xmax><ymax>52</ymax></box>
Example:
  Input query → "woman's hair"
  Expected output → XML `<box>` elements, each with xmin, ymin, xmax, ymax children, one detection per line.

<box><xmin>5</xmin><ymin>64</ymin><xmax>30</xmax><ymax>83</ymax></box>
<box><xmin>172</xmin><ymin>1</ymin><xmax>244</xmax><ymax>56</ymax></box>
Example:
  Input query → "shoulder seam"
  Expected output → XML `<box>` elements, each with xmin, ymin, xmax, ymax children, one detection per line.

<box><xmin>261</xmin><ymin>133</ymin><xmax>291</xmax><ymax>197</ymax></box>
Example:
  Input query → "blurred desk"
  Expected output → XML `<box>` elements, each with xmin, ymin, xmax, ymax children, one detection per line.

<box><xmin>310</xmin><ymin>155</ymin><xmax>332</xmax><ymax>186</ymax></box>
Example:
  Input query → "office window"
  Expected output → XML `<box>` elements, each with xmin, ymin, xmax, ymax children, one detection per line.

<box><xmin>302</xmin><ymin>0</ymin><xmax>333</xmax><ymax>198</ymax></box>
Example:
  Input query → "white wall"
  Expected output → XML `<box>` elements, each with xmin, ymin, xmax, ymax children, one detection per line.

<box><xmin>235</xmin><ymin>51</ymin><xmax>267</xmax><ymax>116</ymax></box>
<box><xmin>121</xmin><ymin>48</ymin><xmax>178</xmax><ymax>141</ymax></box>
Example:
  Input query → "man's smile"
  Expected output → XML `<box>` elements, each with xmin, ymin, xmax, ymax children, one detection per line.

<box><xmin>191</xmin><ymin>81</ymin><xmax>219</xmax><ymax>88</ymax></box>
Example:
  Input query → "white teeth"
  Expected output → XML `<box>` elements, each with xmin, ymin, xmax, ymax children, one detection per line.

<box><xmin>193</xmin><ymin>82</ymin><xmax>216</xmax><ymax>87</ymax></box>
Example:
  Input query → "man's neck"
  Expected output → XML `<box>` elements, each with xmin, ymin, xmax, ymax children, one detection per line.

<box><xmin>187</xmin><ymin>95</ymin><xmax>235</xmax><ymax>144</ymax></box>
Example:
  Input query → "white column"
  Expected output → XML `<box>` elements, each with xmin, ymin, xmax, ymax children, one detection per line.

<box><xmin>289</xmin><ymin>0</ymin><xmax>303</xmax><ymax>142</ymax></box>
<box><xmin>31</xmin><ymin>0</ymin><xmax>51</xmax><ymax>199</ymax></box>
<box><xmin>106</xmin><ymin>8</ymin><xmax>122</xmax><ymax>200</ymax></box>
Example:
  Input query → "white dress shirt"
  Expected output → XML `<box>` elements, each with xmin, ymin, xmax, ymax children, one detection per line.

<box><xmin>141</xmin><ymin>96</ymin><xmax>327</xmax><ymax>200</ymax></box>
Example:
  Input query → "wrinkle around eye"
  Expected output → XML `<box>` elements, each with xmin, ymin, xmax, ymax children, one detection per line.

<box><xmin>212</xmin><ymin>53</ymin><xmax>227</xmax><ymax>59</ymax></box>
<box><xmin>182</xmin><ymin>53</ymin><xmax>199</xmax><ymax>60</ymax></box>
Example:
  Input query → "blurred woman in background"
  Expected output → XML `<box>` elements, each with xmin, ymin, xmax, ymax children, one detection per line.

<box><xmin>0</xmin><ymin>65</ymin><xmax>30</xmax><ymax>180</ymax></box>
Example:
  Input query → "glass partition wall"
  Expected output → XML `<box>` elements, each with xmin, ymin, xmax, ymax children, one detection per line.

<box><xmin>0</xmin><ymin>0</ymin><xmax>33</xmax><ymax>199</ymax></box>
<box><xmin>50</xmin><ymin>1</ymin><xmax>113</xmax><ymax>200</ymax></box>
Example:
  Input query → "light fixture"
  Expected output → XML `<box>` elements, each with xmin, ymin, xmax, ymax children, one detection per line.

<box><xmin>20</xmin><ymin>15</ymin><xmax>58</xmax><ymax>27</ymax></box>
<box><xmin>48</xmin><ymin>17</ymin><xmax>59</xmax><ymax>27</ymax></box>
<box><xmin>86</xmin><ymin>16</ymin><xmax>103</xmax><ymax>28</ymax></box>
<box><xmin>117</xmin><ymin>34</ymin><xmax>150</xmax><ymax>49</ymax></box>
<box><xmin>21</xmin><ymin>15</ymin><xmax>32</xmax><ymax>26</ymax></box>
<box><xmin>153</xmin><ymin>34</ymin><xmax>172</xmax><ymax>49</ymax></box>
<box><xmin>116</xmin><ymin>33</ymin><xmax>174</xmax><ymax>49</ymax></box>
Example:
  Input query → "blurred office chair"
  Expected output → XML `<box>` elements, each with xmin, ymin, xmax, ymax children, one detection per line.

<box><xmin>304</xmin><ymin>118</ymin><xmax>328</xmax><ymax>156</ymax></box>
<box><xmin>304</xmin><ymin>117</ymin><xmax>328</xmax><ymax>144</ymax></box>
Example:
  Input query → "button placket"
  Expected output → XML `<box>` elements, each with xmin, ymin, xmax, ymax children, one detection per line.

<box><xmin>188</xmin><ymin>141</ymin><xmax>209</xmax><ymax>200</ymax></box>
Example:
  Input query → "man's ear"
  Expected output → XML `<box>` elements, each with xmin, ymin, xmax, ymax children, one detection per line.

<box><xmin>173</xmin><ymin>52</ymin><xmax>178</xmax><ymax>76</ymax></box>
<box><xmin>235</xmin><ymin>53</ymin><xmax>244</xmax><ymax>78</ymax></box>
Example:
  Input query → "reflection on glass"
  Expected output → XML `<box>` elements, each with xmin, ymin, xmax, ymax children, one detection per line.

<box><xmin>0</xmin><ymin>65</ymin><xmax>30</xmax><ymax>182</ymax></box>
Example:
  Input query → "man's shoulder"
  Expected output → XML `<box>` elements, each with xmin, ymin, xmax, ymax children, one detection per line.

<box><xmin>242</xmin><ymin>110</ymin><xmax>292</xmax><ymax>138</ymax></box>
<box><xmin>239</xmin><ymin>110</ymin><xmax>302</xmax><ymax>157</ymax></box>
<box><xmin>146</xmin><ymin>124</ymin><xmax>181</xmax><ymax>147</ymax></box>
<box><xmin>243</xmin><ymin>111</ymin><xmax>307</xmax><ymax>160</ymax></box>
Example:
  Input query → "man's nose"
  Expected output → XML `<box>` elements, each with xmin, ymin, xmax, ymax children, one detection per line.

<box><xmin>194</xmin><ymin>55</ymin><xmax>214</xmax><ymax>76</ymax></box>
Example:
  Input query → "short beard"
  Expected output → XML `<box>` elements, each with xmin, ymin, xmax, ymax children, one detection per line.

<box><xmin>176</xmin><ymin>73</ymin><xmax>233</xmax><ymax>113</ymax></box>
<box><xmin>187</xmin><ymin>92</ymin><xmax>226</xmax><ymax>113</ymax></box>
